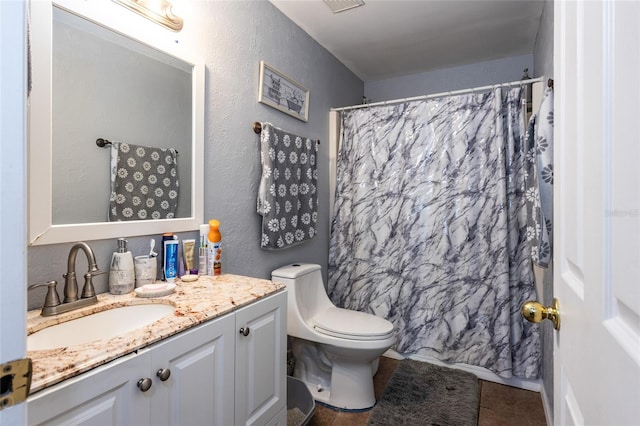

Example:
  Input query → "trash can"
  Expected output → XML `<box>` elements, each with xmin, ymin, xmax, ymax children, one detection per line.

<box><xmin>287</xmin><ymin>376</ymin><xmax>316</xmax><ymax>426</ymax></box>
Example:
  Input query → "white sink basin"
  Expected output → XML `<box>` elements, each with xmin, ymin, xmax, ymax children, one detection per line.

<box><xmin>28</xmin><ymin>304</ymin><xmax>175</xmax><ymax>351</ymax></box>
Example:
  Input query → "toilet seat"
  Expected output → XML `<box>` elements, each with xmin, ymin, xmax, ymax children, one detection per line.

<box><xmin>312</xmin><ymin>307</ymin><xmax>394</xmax><ymax>341</ymax></box>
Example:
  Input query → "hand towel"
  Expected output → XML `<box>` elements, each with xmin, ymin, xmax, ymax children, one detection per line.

<box><xmin>524</xmin><ymin>87</ymin><xmax>554</xmax><ymax>267</ymax></box>
<box><xmin>257</xmin><ymin>123</ymin><xmax>318</xmax><ymax>249</ymax></box>
<box><xmin>109</xmin><ymin>142</ymin><xmax>179</xmax><ymax>221</ymax></box>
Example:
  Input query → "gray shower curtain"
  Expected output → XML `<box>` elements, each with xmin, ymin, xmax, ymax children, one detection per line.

<box><xmin>328</xmin><ymin>87</ymin><xmax>540</xmax><ymax>379</ymax></box>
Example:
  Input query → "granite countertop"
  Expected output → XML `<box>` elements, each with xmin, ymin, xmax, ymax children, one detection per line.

<box><xmin>27</xmin><ymin>274</ymin><xmax>285</xmax><ymax>394</ymax></box>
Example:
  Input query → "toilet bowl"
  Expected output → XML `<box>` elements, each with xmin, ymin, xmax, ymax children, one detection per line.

<box><xmin>272</xmin><ymin>263</ymin><xmax>395</xmax><ymax>410</ymax></box>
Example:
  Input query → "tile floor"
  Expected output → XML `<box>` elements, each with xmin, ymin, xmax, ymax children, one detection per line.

<box><xmin>307</xmin><ymin>356</ymin><xmax>547</xmax><ymax>426</ymax></box>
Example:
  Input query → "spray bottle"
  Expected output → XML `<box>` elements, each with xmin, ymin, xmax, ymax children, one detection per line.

<box><xmin>207</xmin><ymin>219</ymin><xmax>222</xmax><ymax>276</ymax></box>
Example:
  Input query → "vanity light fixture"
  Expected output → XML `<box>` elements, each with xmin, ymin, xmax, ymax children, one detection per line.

<box><xmin>113</xmin><ymin>0</ymin><xmax>183</xmax><ymax>32</ymax></box>
<box><xmin>323</xmin><ymin>0</ymin><xmax>365</xmax><ymax>14</ymax></box>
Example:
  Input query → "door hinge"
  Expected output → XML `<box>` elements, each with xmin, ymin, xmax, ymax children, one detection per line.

<box><xmin>0</xmin><ymin>358</ymin><xmax>32</xmax><ymax>410</ymax></box>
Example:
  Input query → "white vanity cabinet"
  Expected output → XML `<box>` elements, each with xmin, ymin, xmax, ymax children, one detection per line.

<box><xmin>146</xmin><ymin>312</ymin><xmax>236</xmax><ymax>426</ymax></box>
<box><xmin>28</xmin><ymin>290</ymin><xmax>286</xmax><ymax>426</ymax></box>
<box><xmin>235</xmin><ymin>290</ymin><xmax>287</xmax><ymax>426</ymax></box>
<box><xmin>27</xmin><ymin>351</ymin><xmax>151</xmax><ymax>425</ymax></box>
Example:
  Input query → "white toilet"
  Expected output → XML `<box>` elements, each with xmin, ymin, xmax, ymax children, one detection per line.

<box><xmin>271</xmin><ymin>263</ymin><xmax>395</xmax><ymax>411</ymax></box>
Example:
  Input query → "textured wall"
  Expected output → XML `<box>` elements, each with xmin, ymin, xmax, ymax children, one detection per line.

<box><xmin>534</xmin><ymin>0</ymin><xmax>554</xmax><ymax>79</ymax></box>
<box><xmin>27</xmin><ymin>1</ymin><xmax>363</xmax><ymax>309</ymax></box>
<box><xmin>364</xmin><ymin>54</ymin><xmax>533</xmax><ymax>102</ymax></box>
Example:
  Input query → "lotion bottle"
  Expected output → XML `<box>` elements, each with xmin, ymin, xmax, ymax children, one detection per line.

<box><xmin>109</xmin><ymin>238</ymin><xmax>135</xmax><ymax>294</ymax></box>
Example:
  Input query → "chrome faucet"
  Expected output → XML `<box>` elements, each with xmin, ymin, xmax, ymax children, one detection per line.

<box><xmin>28</xmin><ymin>242</ymin><xmax>105</xmax><ymax>316</ymax></box>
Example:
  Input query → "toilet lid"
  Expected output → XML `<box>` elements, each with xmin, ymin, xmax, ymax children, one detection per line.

<box><xmin>312</xmin><ymin>307</ymin><xmax>394</xmax><ymax>341</ymax></box>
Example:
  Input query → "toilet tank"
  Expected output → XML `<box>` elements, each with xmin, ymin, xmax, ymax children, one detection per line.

<box><xmin>271</xmin><ymin>263</ymin><xmax>333</xmax><ymax>338</ymax></box>
<box><xmin>271</xmin><ymin>263</ymin><xmax>321</xmax><ymax>280</ymax></box>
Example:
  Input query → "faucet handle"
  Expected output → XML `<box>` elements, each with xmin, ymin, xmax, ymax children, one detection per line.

<box><xmin>80</xmin><ymin>271</ymin><xmax>104</xmax><ymax>299</ymax></box>
<box><xmin>28</xmin><ymin>280</ymin><xmax>61</xmax><ymax>308</ymax></box>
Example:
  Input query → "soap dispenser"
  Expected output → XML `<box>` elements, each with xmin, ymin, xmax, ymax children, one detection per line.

<box><xmin>109</xmin><ymin>238</ymin><xmax>135</xmax><ymax>294</ymax></box>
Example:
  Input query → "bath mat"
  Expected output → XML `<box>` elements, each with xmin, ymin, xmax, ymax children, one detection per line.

<box><xmin>367</xmin><ymin>360</ymin><xmax>480</xmax><ymax>426</ymax></box>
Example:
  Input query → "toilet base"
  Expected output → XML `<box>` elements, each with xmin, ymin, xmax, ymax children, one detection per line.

<box><xmin>291</xmin><ymin>337</ymin><xmax>383</xmax><ymax>410</ymax></box>
<box><xmin>311</xmin><ymin>391</ymin><xmax>374</xmax><ymax>413</ymax></box>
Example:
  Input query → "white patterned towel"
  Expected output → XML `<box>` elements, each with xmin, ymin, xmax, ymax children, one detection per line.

<box><xmin>257</xmin><ymin>123</ymin><xmax>318</xmax><ymax>249</ymax></box>
<box><xmin>524</xmin><ymin>87</ymin><xmax>554</xmax><ymax>267</ymax></box>
<box><xmin>109</xmin><ymin>142</ymin><xmax>179</xmax><ymax>221</ymax></box>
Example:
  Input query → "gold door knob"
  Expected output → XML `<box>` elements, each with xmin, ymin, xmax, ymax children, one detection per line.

<box><xmin>521</xmin><ymin>298</ymin><xmax>560</xmax><ymax>330</ymax></box>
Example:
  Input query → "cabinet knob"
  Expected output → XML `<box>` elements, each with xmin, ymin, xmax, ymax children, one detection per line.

<box><xmin>156</xmin><ymin>368</ymin><xmax>171</xmax><ymax>381</ymax></box>
<box><xmin>137</xmin><ymin>378</ymin><xmax>152</xmax><ymax>392</ymax></box>
<box><xmin>239</xmin><ymin>327</ymin><xmax>250</xmax><ymax>336</ymax></box>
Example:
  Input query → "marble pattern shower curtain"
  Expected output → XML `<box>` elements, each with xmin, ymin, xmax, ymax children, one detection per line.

<box><xmin>328</xmin><ymin>87</ymin><xmax>540</xmax><ymax>379</ymax></box>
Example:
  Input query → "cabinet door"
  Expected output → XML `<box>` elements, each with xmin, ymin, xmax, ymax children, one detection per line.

<box><xmin>234</xmin><ymin>291</ymin><xmax>287</xmax><ymax>426</ymax></box>
<box><xmin>149</xmin><ymin>313</ymin><xmax>235</xmax><ymax>426</ymax></box>
<box><xmin>264</xmin><ymin>406</ymin><xmax>287</xmax><ymax>426</ymax></box>
<box><xmin>28</xmin><ymin>352</ymin><xmax>150</xmax><ymax>426</ymax></box>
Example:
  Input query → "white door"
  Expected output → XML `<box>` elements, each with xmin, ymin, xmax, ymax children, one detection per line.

<box><xmin>554</xmin><ymin>1</ymin><xmax>640</xmax><ymax>425</ymax></box>
<box><xmin>0</xmin><ymin>0</ymin><xmax>28</xmax><ymax>424</ymax></box>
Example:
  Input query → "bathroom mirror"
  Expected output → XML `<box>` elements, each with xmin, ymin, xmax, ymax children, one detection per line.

<box><xmin>29</xmin><ymin>1</ymin><xmax>204</xmax><ymax>245</ymax></box>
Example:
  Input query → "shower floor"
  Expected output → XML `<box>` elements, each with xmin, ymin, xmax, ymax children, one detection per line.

<box><xmin>307</xmin><ymin>356</ymin><xmax>547</xmax><ymax>426</ymax></box>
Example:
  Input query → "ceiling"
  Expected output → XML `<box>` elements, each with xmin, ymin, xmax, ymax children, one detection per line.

<box><xmin>269</xmin><ymin>0</ymin><xmax>545</xmax><ymax>82</ymax></box>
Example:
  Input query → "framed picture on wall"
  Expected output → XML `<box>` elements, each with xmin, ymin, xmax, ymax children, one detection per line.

<box><xmin>258</xmin><ymin>60</ymin><xmax>309</xmax><ymax>122</ymax></box>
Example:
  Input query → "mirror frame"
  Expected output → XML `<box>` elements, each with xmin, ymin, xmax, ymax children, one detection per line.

<box><xmin>29</xmin><ymin>0</ymin><xmax>204</xmax><ymax>246</ymax></box>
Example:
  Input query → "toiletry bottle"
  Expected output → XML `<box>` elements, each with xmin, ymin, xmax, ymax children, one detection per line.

<box><xmin>208</xmin><ymin>219</ymin><xmax>222</xmax><ymax>276</ymax></box>
<box><xmin>182</xmin><ymin>239</ymin><xmax>196</xmax><ymax>275</ymax></box>
<box><xmin>198</xmin><ymin>245</ymin><xmax>207</xmax><ymax>276</ymax></box>
<box><xmin>199</xmin><ymin>224</ymin><xmax>209</xmax><ymax>275</ymax></box>
<box><xmin>161</xmin><ymin>233</ymin><xmax>174</xmax><ymax>280</ymax></box>
<box><xmin>109</xmin><ymin>238</ymin><xmax>135</xmax><ymax>294</ymax></box>
<box><xmin>163</xmin><ymin>239</ymin><xmax>179</xmax><ymax>282</ymax></box>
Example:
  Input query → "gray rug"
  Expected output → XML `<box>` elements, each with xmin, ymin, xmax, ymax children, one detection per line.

<box><xmin>367</xmin><ymin>360</ymin><xmax>480</xmax><ymax>426</ymax></box>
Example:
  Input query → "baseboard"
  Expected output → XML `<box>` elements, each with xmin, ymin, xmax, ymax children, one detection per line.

<box><xmin>383</xmin><ymin>349</ymin><xmax>542</xmax><ymax>392</ymax></box>
<box><xmin>540</xmin><ymin>381</ymin><xmax>554</xmax><ymax>426</ymax></box>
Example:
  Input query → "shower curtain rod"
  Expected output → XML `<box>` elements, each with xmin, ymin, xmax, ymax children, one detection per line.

<box><xmin>331</xmin><ymin>77</ymin><xmax>544</xmax><ymax>112</ymax></box>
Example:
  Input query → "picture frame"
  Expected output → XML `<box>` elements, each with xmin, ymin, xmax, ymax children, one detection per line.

<box><xmin>258</xmin><ymin>60</ymin><xmax>309</xmax><ymax>122</ymax></box>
